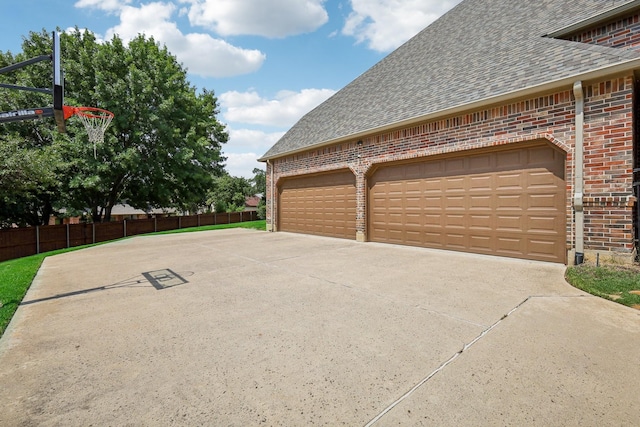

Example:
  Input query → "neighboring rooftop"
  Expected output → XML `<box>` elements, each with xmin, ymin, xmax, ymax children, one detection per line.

<box><xmin>261</xmin><ymin>0</ymin><xmax>640</xmax><ymax>160</ymax></box>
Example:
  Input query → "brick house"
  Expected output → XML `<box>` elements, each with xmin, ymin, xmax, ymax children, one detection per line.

<box><xmin>260</xmin><ymin>0</ymin><xmax>640</xmax><ymax>264</ymax></box>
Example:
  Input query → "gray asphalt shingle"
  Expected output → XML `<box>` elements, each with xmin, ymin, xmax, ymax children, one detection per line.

<box><xmin>261</xmin><ymin>0</ymin><xmax>640</xmax><ymax>160</ymax></box>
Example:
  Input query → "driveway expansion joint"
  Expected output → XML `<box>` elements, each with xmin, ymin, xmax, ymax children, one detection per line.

<box><xmin>365</xmin><ymin>295</ymin><xmax>534</xmax><ymax>426</ymax></box>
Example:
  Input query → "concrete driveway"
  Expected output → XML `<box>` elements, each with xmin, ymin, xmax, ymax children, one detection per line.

<box><xmin>0</xmin><ymin>229</ymin><xmax>638</xmax><ymax>426</ymax></box>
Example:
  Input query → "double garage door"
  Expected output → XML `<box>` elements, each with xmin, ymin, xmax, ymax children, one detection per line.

<box><xmin>278</xmin><ymin>143</ymin><xmax>566</xmax><ymax>262</ymax></box>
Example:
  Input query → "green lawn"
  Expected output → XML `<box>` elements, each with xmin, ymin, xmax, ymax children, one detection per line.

<box><xmin>565</xmin><ymin>264</ymin><xmax>640</xmax><ymax>308</ymax></box>
<box><xmin>0</xmin><ymin>220</ymin><xmax>266</xmax><ymax>337</ymax></box>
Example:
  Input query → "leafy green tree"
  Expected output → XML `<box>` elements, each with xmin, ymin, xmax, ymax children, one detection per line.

<box><xmin>251</xmin><ymin>167</ymin><xmax>266</xmax><ymax>219</ymax></box>
<box><xmin>208</xmin><ymin>174</ymin><xmax>253</xmax><ymax>213</ymax></box>
<box><xmin>0</xmin><ymin>29</ymin><xmax>228</xmax><ymax>224</ymax></box>
<box><xmin>59</xmin><ymin>29</ymin><xmax>228</xmax><ymax>221</ymax></box>
<box><xmin>0</xmin><ymin>138</ymin><xmax>60</xmax><ymax>227</ymax></box>
<box><xmin>251</xmin><ymin>167</ymin><xmax>266</xmax><ymax>196</ymax></box>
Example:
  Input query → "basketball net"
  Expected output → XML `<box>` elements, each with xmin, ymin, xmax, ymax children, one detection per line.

<box><xmin>63</xmin><ymin>106</ymin><xmax>114</xmax><ymax>158</ymax></box>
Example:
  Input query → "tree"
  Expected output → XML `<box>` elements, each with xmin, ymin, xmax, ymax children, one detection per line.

<box><xmin>251</xmin><ymin>168</ymin><xmax>267</xmax><ymax>219</ymax></box>
<box><xmin>0</xmin><ymin>29</ymin><xmax>228</xmax><ymax>225</ymax></box>
<box><xmin>58</xmin><ymin>29</ymin><xmax>228</xmax><ymax>221</ymax></box>
<box><xmin>208</xmin><ymin>174</ymin><xmax>253</xmax><ymax>213</ymax></box>
<box><xmin>251</xmin><ymin>167</ymin><xmax>266</xmax><ymax>196</ymax></box>
<box><xmin>0</xmin><ymin>138</ymin><xmax>60</xmax><ymax>227</ymax></box>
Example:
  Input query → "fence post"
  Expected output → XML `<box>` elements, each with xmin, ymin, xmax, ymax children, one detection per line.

<box><xmin>154</xmin><ymin>217</ymin><xmax>157</xmax><ymax>232</ymax></box>
<box><xmin>214</xmin><ymin>213</ymin><xmax>217</xmax><ymax>225</ymax></box>
<box><xmin>228</xmin><ymin>212</ymin><xmax>230</xmax><ymax>224</ymax></box>
<box><xmin>179</xmin><ymin>217</ymin><xmax>181</xmax><ymax>229</ymax></box>
<box><xmin>92</xmin><ymin>223</ymin><xmax>96</xmax><ymax>244</ymax></box>
<box><xmin>36</xmin><ymin>226</ymin><xmax>40</xmax><ymax>254</ymax></box>
<box><xmin>241</xmin><ymin>211</ymin><xmax>243</xmax><ymax>222</ymax></box>
<box><xmin>124</xmin><ymin>219</ymin><xmax>127</xmax><ymax>238</ymax></box>
<box><xmin>66</xmin><ymin>224</ymin><xmax>70</xmax><ymax>248</ymax></box>
<box><xmin>197</xmin><ymin>214</ymin><xmax>200</xmax><ymax>227</ymax></box>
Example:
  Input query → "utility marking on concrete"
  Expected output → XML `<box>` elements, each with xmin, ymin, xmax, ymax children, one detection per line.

<box><xmin>365</xmin><ymin>296</ymin><xmax>533</xmax><ymax>427</ymax></box>
<box><xmin>142</xmin><ymin>269</ymin><xmax>188</xmax><ymax>290</ymax></box>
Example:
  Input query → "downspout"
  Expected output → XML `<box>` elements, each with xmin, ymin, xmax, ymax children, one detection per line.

<box><xmin>267</xmin><ymin>159</ymin><xmax>275</xmax><ymax>232</ymax></box>
<box><xmin>573</xmin><ymin>81</ymin><xmax>585</xmax><ymax>264</ymax></box>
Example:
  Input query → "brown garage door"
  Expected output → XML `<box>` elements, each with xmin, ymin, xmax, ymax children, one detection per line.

<box><xmin>279</xmin><ymin>170</ymin><xmax>357</xmax><ymax>239</ymax></box>
<box><xmin>368</xmin><ymin>143</ymin><xmax>566</xmax><ymax>262</ymax></box>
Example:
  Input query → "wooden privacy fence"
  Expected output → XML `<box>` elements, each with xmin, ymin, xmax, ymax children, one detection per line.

<box><xmin>0</xmin><ymin>211</ymin><xmax>259</xmax><ymax>263</ymax></box>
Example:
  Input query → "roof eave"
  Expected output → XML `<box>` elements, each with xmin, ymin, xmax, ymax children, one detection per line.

<box><xmin>259</xmin><ymin>58</ymin><xmax>640</xmax><ymax>162</ymax></box>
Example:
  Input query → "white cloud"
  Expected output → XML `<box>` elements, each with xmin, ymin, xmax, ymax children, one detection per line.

<box><xmin>220</xmin><ymin>88</ymin><xmax>336</xmax><ymax>128</ymax></box>
<box><xmin>64</xmin><ymin>27</ymin><xmax>106</xmax><ymax>44</ymax></box>
<box><xmin>342</xmin><ymin>0</ymin><xmax>462</xmax><ymax>52</ymax></box>
<box><xmin>74</xmin><ymin>0</ymin><xmax>131</xmax><ymax>12</ymax></box>
<box><xmin>184</xmin><ymin>0</ymin><xmax>328</xmax><ymax>38</ymax></box>
<box><xmin>227</xmin><ymin>128</ymin><xmax>285</xmax><ymax>152</ymax></box>
<box><xmin>81</xmin><ymin>2</ymin><xmax>265</xmax><ymax>78</ymax></box>
<box><xmin>223</xmin><ymin>152</ymin><xmax>263</xmax><ymax>178</ymax></box>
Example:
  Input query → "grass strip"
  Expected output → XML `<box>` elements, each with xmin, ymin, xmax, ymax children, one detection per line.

<box><xmin>0</xmin><ymin>220</ymin><xmax>266</xmax><ymax>337</ymax></box>
<box><xmin>150</xmin><ymin>219</ymin><xmax>266</xmax><ymax>235</ymax></box>
<box><xmin>565</xmin><ymin>264</ymin><xmax>640</xmax><ymax>308</ymax></box>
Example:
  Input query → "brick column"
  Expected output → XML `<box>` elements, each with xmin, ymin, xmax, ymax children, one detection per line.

<box><xmin>350</xmin><ymin>159</ymin><xmax>369</xmax><ymax>242</ymax></box>
<box><xmin>266</xmin><ymin>161</ymin><xmax>276</xmax><ymax>232</ymax></box>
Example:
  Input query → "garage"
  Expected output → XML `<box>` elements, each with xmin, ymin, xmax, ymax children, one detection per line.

<box><xmin>278</xmin><ymin>170</ymin><xmax>357</xmax><ymax>239</ymax></box>
<box><xmin>368</xmin><ymin>142</ymin><xmax>566</xmax><ymax>262</ymax></box>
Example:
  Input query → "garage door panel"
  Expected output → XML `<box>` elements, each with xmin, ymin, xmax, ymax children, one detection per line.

<box><xmin>279</xmin><ymin>171</ymin><xmax>356</xmax><ymax>239</ymax></box>
<box><xmin>528</xmin><ymin>215</ymin><xmax>562</xmax><ymax>233</ymax></box>
<box><xmin>444</xmin><ymin>177</ymin><xmax>465</xmax><ymax>192</ymax></box>
<box><xmin>445</xmin><ymin>233</ymin><xmax>466</xmax><ymax>248</ymax></box>
<box><xmin>445</xmin><ymin>195</ymin><xmax>466</xmax><ymax>209</ymax></box>
<box><xmin>528</xmin><ymin>193</ymin><xmax>560</xmax><ymax>209</ymax></box>
<box><xmin>528</xmin><ymin>170</ymin><xmax>559</xmax><ymax>188</ymax></box>
<box><xmin>424</xmin><ymin>214</ymin><xmax>441</xmax><ymax>226</ymax></box>
<box><xmin>496</xmin><ymin>215</ymin><xmax>522</xmax><ymax>231</ymax></box>
<box><xmin>425</xmin><ymin>196</ymin><xmax>442</xmax><ymax>208</ymax></box>
<box><xmin>496</xmin><ymin>194</ymin><xmax>525</xmax><ymax>209</ymax></box>
<box><xmin>445</xmin><ymin>214</ymin><xmax>466</xmax><ymax>228</ymax></box>
<box><xmin>424</xmin><ymin>231</ymin><xmax>444</xmax><ymax>246</ymax></box>
<box><xmin>469</xmin><ymin>175</ymin><xmax>492</xmax><ymax>191</ymax></box>
<box><xmin>496</xmin><ymin>172</ymin><xmax>524</xmax><ymax>190</ymax></box>
<box><xmin>469</xmin><ymin>235</ymin><xmax>493</xmax><ymax>251</ymax></box>
<box><xmin>469</xmin><ymin>214</ymin><xmax>491</xmax><ymax>229</ymax></box>
<box><xmin>369</xmin><ymin>143</ymin><xmax>566</xmax><ymax>262</ymax></box>
<box><xmin>469</xmin><ymin>194</ymin><xmax>492</xmax><ymax>209</ymax></box>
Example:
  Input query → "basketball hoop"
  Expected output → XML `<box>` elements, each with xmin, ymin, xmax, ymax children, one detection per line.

<box><xmin>63</xmin><ymin>106</ymin><xmax>114</xmax><ymax>157</ymax></box>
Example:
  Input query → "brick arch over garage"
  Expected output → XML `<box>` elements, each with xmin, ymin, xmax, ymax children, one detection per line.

<box><xmin>360</xmin><ymin>133</ymin><xmax>570</xmax><ymax>177</ymax></box>
<box><xmin>366</xmin><ymin>139</ymin><xmax>568</xmax><ymax>263</ymax></box>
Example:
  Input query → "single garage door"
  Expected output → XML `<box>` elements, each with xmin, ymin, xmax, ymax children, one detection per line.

<box><xmin>368</xmin><ymin>143</ymin><xmax>566</xmax><ymax>262</ymax></box>
<box><xmin>279</xmin><ymin>170</ymin><xmax>357</xmax><ymax>239</ymax></box>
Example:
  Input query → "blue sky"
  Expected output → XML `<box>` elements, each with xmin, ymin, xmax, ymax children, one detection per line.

<box><xmin>1</xmin><ymin>0</ymin><xmax>461</xmax><ymax>178</ymax></box>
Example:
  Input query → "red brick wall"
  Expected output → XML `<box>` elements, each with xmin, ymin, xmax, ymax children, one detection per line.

<box><xmin>566</xmin><ymin>13</ymin><xmax>640</xmax><ymax>51</ymax></box>
<box><xmin>266</xmin><ymin>74</ymin><xmax>636</xmax><ymax>259</ymax></box>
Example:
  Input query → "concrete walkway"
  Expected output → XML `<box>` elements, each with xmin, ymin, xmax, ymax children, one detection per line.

<box><xmin>0</xmin><ymin>229</ymin><xmax>638</xmax><ymax>426</ymax></box>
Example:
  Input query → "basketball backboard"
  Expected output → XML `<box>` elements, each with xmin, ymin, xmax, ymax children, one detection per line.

<box><xmin>0</xmin><ymin>31</ymin><xmax>65</xmax><ymax>132</ymax></box>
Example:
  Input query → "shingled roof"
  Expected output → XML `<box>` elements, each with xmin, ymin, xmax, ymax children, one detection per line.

<box><xmin>260</xmin><ymin>0</ymin><xmax>640</xmax><ymax>160</ymax></box>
